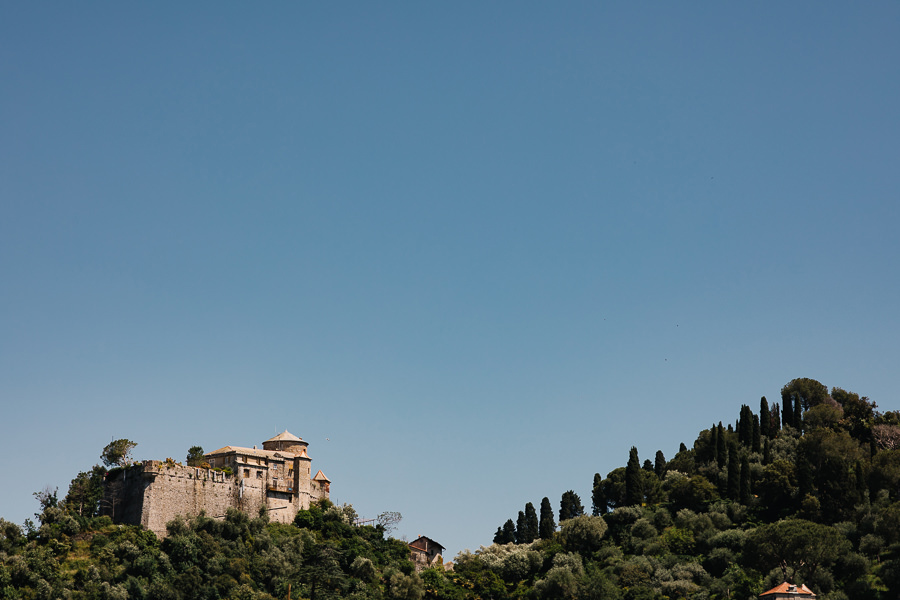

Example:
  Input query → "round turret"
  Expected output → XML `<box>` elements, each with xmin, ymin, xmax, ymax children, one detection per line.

<box><xmin>262</xmin><ymin>430</ymin><xmax>309</xmax><ymax>455</ymax></box>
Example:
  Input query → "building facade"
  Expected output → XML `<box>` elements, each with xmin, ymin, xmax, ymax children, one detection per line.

<box><xmin>101</xmin><ymin>431</ymin><xmax>330</xmax><ymax>538</ymax></box>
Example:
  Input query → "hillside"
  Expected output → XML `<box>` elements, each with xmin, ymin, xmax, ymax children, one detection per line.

<box><xmin>2</xmin><ymin>377</ymin><xmax>899</xmax><ymax>600</ymax></box>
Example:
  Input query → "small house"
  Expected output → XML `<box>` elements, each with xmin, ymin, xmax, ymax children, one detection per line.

<box><xmin>408</xmin><ymin>536</ymin><xmax>445</xmax><ymax>571</ymax></box>
<box><xmin>759</xmin><ymin>582</ymin><xmax>816</xmax><ymax>599</ymax></box>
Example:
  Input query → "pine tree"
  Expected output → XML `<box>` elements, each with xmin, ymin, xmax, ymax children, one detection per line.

<box><xmin>642</xmin><ymin>459</ymin><xmax>654</xmax><ymax>472</ymax></box>
<box><xmin>625</xmin><ymin>446</ymin><xmax>643</xmax><ymax>506</ymax></box>
<box><xmin>539</xmin><ymin>497</ymin><xmax>555</xmax><ymax>539</ymax></box>
<box><xmin>523</xmin><ymin>502</ymin><xmax>539</xmax><ymax>543</ymax></box>
<box><xmin>654</xmin><ymin>450</ymin><xmax>666</xmax><ymax>479</ymax></box>
<box><xmin>592</xmin><ymin>473</ymin><xmax>607</xmax><ymax>516</ymax></box>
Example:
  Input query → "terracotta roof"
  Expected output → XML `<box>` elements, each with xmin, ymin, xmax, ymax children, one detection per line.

<box><xmin>298</xmin><ymin>448</ymin><xmax>310</xmax><ymax>459</ymax></box>
<box><xmin>264</xmin><ymin>430</ymin><xmax>303</xmax><ymax>443</ymax></box>
<box><xmin>313</xmin><ymin>470</ymin><xmax>331</xmax><ymax>482</ymax></box>
<box><xmin>760</xmin><ymin>582</ymin><xmax>816</xmax><ymax>597</ymax></box>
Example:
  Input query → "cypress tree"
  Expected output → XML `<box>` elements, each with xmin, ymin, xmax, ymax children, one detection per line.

<box><xmin>709</xmin><ymin>425</ymin><xmax>719</xmax><ymax>464</ymax></box>
<box><xmin>716</xmin><ymin>423</ymin><xmax>727</xmax><ymax>470</ymax></box>
<box><xmin>738</xmin><ymin>405</ymin><xmax>752</xmax><ymax>446</ymax></box>
<box><xmin>752</xmin><ymin>414</ymin><xmax>761</xmax><ymax>453</ymax></box>
<box><xmin>782</xmin><ymin>397</ymin><xmax>793</xmax><ymax>429</ymax></box>
<box><xmin>772</xmin><ymin>403</ymin><xmax>781</xmax><ymax>433</ymax></box>
<box><xmin>523</xmin><ymin>502</ymin><xmax>539</xmax><ymax>542</ymax></box>
<box><xmin>760</xmin><ymin>396</ymin><xmax>771</xmax><ymax>438</ymax></box>
<box><xmin>642</xmin><ymin>459</ymin><xmax>654</xmax><ymax>472</ymax></box>
<box><xmin>625</xmin><ymin>446</ymin><xmax>643</xmax><ymax>506</ymax></box>
<box><xmin>763</xmin><ymin>438</ymin><xmax>772</xmax><ymax>465</ymax></box>
<box><xmin>793</xmin><ymin>396</ymin><xmax>803</xmax><ymax>430</ymax></box>
<box><xmin>493</xmin><ymin>526</ymin><xmax>504</xmax><ymax>544</ymax></box>
<box><xmin>740</xmin><ymin>454</ymin><xmax>751</xmax><ymax>505</ymax></box>
<box><xmin>515</xmin><ymin>511</ymin><xmax>526</xmax><ymax>544</ymax></box>
<box><xmin>727</xmin><ymin>442</ymin><xmax>740</xmax><ymax>500</ymax></box>
<box><xmin>592</xmin><ymin>473</ymin><xmax>607</xmax><ymax>515</ymax></box>
<box><xmin>679</xmin><ymin>442</ymin><xmax>688</xmax><ymax>453</ymax></box>
<box><xmin>654</xmin><ymin>450</ymin><xmax>667</xmax><ymax>479</ymax></box>
<box><xmin>501</xmin><ymin>519</ymin><xmax>517</xmax><ymax>544</ymax></box>
<box><xmin>539</xmin><ymin>497</ymin><xmax>555</xmax><ymax>539</ymax></box>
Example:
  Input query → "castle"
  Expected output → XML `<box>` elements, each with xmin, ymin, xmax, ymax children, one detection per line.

<box><xmin>101</xmin><ymin>431</ymin><xmax>330</xmax><ymax>537</ymax></box>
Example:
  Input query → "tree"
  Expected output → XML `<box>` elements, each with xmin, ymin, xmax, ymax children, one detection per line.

<box><xmin>515</xmin><ymin>511</ymin><xmax>527</xmax><ymax>544</ymax></box>
<box><xmin>601</xmin><ymin>467</ymin><xmax>627</xmax><ymax>509</ymax></box>
<box><xmin>559</xmin><ymin>490</ymin><xmax>584</xmax><ymax>522</ymax></box>
<box><xmin>64</xmin><ymin>465</ymin><xmax>105</xmax><ymax>517</ymax></box>
<box><xmin>654</xmin><ymin>450</ymin><xmax>666</xmax><ymax>479</ymax></box>
<box><xmin>716</xmin><ymin>423</ymin><xmax>727</xmax><ymax>470</ymax></box>
<box><xmin>752</xmin><ymin>414</ymin><xmax>762</xmax><ymax>453</ymax></box>
<box><xmin>625</xmin><ymin>446</ymin><xmax>642</xmax><ymax>506</ymax></box>
<box><xmin>591</xmin><ymin>473</ymin><xmax>607</xmax><ymax>515</ymax></box>
<box><xmin>560</xmin><ymin>515</ymin><xmax>608</xmax><ymax>554</ymax></box>
<box><xmin>101</xmin><ymin>439</ymin><xmax>137</xmax><ymax>468</ymax></box>
<box><xmin>500</xmin><ymin>519</ymin><xmax>516</xmax><ymax>544</ymax></box>
<box><xmin>522</xmin><ymin>502</ymin><xmax>539</xmax><ymax>543</ymax></box>
<box><xmin>740</xmin><ymin>454</ymin><xmax>751</xmax><ymax>505</ymax></box>
<box><xmin>738</xmin><ymin>405</ymin><xmax>753</xmax><ymax>447</ymax></box>
<box><xmin>782</xmin><ymin>398</ymin><xmax>794</xmax><ymax>430</ymax></box>
<box><xmin>299</xmin><ymin>539</ymin><xmax>347</xmax><ymax>600</ymax></box>
<box><xmin>377</xmin><ymin>511</ymin><xmax>403</xmax><ymax>535</ymax></box>
<box><xmin>782</xmin><ymin>377</ymin><xmax>830</xmax><ymax>412</ymax></box>
<box><xmin>186</xmin><ymin>446</ymin><xmax>205</xmax><ymax>466</ymax></box>
<box><xmin>727</xmin><ymin>442</ymin><xmax>740</xmax><ymax>500</ymax></box>
<box><xmin>746</xmin><ymin>519</ymin><xmax>850</xmax><ymax>583</ymax></box>
<box><xmin>760</xmin><ymin>397</ymin><xmax>772</xmax><ymax>438</ymax></box>
<box><xmin>539</xmin><ymin>497</ymin><xmax>556</xmax><ymax>539</ymax></box>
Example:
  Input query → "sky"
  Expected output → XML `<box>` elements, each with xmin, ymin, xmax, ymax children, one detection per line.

<box><xmin>1</xmin><ymin>2</ymin><xmax>899</xmax><ymax>558</ymax></box>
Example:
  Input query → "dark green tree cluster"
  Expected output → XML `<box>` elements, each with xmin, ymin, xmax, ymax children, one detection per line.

<box><xmin>478</xmin><ymin>377</ymin><xmax>900</xmax><ymax>599</ymax></box>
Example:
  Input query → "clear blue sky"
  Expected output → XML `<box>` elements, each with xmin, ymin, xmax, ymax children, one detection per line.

<box><xmin>2</xmin><ymin>2</ymin><xmax>899</xmax><ymax>557</ymax></box>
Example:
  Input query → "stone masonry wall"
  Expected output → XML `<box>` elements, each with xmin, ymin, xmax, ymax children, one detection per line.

<box><xmin>101</xmin><ymin>460</ymin><xmax>306</xmax><ymax>537</ymax></box>
<box><xmin>140</xmin><ymin>462</ymin><xmax>239</xmax><ymax>537</ymax></box>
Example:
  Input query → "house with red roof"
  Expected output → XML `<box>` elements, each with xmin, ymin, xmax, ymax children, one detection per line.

<box><xmin>759</xmin><ymin>582</ymin><xmax>816</xmax><ymax>599</ymax></box>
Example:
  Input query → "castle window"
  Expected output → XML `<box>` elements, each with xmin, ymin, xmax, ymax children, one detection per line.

<box><xmin>256</xmin><ymin>471</ymin><xmax>262</xmax><ymax>478</ymax></box>
<box><xmin>243</xmin><ymin>469</ymin><xmax>250</xmax><ymax>478</ymax></box>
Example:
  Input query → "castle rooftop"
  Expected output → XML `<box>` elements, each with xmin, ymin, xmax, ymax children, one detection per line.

<box><xmin>264</xmin><ymin>430</ymin><xmax>304</xmax><ymax>443</ymax></box>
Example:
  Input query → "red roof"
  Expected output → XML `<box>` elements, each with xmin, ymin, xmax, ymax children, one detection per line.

<box><xmin>760</xmin><ymin>582</ymin><xmax>816</xmax><ymax>598</ymax></box>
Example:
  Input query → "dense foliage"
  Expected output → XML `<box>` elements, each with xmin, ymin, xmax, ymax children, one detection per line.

<box><xmin>3</xmin><ymin>378</ymin><xmax>900</xmax><ymax>599</ymax></box>
<box><xmin>484</xmin><ymin>378</ymin><xmax>900</xmax><ymax>599</ymax></box>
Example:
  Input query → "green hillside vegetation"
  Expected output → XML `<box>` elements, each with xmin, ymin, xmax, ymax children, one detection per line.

<box><xmin>2</xmin><ymin>377</ymin><xmax>900</xmax><ymax>599</ymax></box>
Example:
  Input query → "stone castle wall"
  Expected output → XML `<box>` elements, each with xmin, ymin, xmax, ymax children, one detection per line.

<box><xmin>101</xmin><ymin>460</ymin><xmax>316</xmax><ymax>537</ymax></box>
